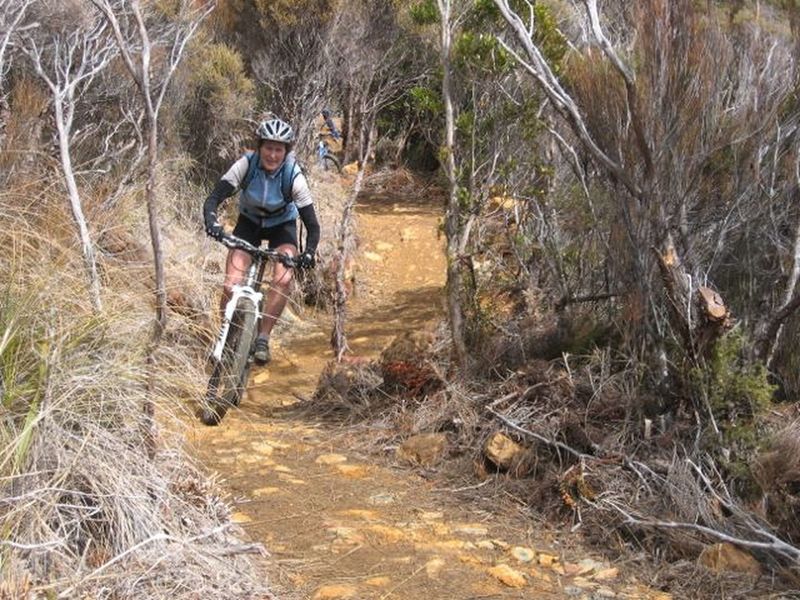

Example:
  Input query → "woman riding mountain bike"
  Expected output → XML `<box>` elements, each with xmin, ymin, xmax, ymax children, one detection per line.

<box><xmin>203</xmin><ymin>117</ymin><xmax>321</xmax><ymax>365</ymax></box>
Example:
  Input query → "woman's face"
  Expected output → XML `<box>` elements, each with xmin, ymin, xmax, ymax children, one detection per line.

<box><xmin>259</xmin><ymin>140</ymin><xmax>287</xmax><ymax>172</ymax></box>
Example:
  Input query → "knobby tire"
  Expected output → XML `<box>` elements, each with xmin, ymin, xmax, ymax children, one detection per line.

<box><xmin>322</xmin><ymin>153</ymin><xmax>341</xmax><ymax>173</ymax></box>
<box><xmin>201</xmin><ymin>298</ymin><xmax>258</xmax><ymax>426</ymax></box>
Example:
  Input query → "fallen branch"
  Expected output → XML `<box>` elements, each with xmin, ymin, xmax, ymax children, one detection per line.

<box><xmin>486</xmin><ymin>405</ymin><xmax>663</xmax><ymax>493</ymax></box>
<box><xmin>600</xmin><ymin>498</ymin><xmax>800</xmax><ymax>563</ymax></box>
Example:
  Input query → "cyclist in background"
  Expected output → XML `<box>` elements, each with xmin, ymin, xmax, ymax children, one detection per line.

<box><xmin>203</xmin><ymin>118</ymin><xmax>321</xmax><ymax>365</ymax></box>
<box><xmin>321</xmin><ymin>107</ymin><xmax>341</xmax><ymax>140</ymax></box>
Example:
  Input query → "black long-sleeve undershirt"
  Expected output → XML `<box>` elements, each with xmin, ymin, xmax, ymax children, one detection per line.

<box><xmin>299</xmin><ymin>204</ymin><xmax>320</xmax><ymax>255</ymax></box>
<box><xmin>203</xmin><ymin>180</ymin><xmax>235</xmax><ymax>226</ymax></box>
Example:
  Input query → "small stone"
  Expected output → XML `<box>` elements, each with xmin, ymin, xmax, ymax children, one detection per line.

<box><xmin>488</xmin><ymin>564</ymin><xmax>527</xmax><ymax>588</ymax></box>
<box><xmin>564</xmin><ymin>586</ymin><xmax>584</xmax><ymax>597</ymax></box>
<box><xmin>368</xmin><ymin>492</ymin><xmax>396</xmax><ymax>505</ymax></box>
<box><xmin>375</xmin><ymin>241</ymin><xmax>394</xmax><ymax>251</ymax></box>
<box><xmin>311</xmin><ymin>584</ymin><xmax>357</xmax><ymax>599</ymax></box>
<box><xmin>272</xmin><ymin>465</ymin><xmax>292</xmax><ymax>473</ymax></box>
<box><xmin>365</xmin><ymin>576</ymin><xmax>391</xmax><ymax>587</ymax></box>
<box><xmin>491</xmin><ymin>539</ymin><xmax>510</xmax><ymax>550</ymax></box>
<box><xmin>594</xmin><ymin>587</ymin><xmax>617</xmax><ymax>598</ymax></box>
<box><xmin>230</xmin><ymin>512</ymin><xmax>252</xmax><ymax>524</ymax></box>
<box><xmin>476</xmin><ymin>540</ymin><xmax>496</xmax><ymax>551</ymax></box>
<box><xmin>455</xmin><ymin>524</ymin><xmax>489</xmax><ymax>536</ymax></box>
<box><xmin>336</xmin><ymin>464</ymin><xmax>368</xmax><ymax>478</ymax></box>
<box><xmin>316</xmin><ymin>454</ymin><xmax>348</xmax><ymax>465</ymax></box>
<box><xmin>364</xmin><ymin>251</ymin><xmax>383</xmax><ymax>262</ymax></box>
<box><xmin>592</xmin><ymin>567</ymin><xmax>619</xmax><ymax>581</ymax></box>
<box><xmin>510</xmin><ymin>546</ymin><xmax>536</xmax><ymax>563</ymax></box>
<box><xmin>253</xmin><ymin>371</ymin><xmax>270</xmax><ymax>384</ymax></box>
<box><xmin>425</xmin><ymin>557</ymin><xmax>445</xmax><ymax>578</ymax></box>
<box><xmin>538</xmin><ymin>553</ymin><xmax>559</xmax><ymax>568</ymax></box>
<box><xmin>252</xmin><ymin>486</ymin><xmax>280</xmax><ymax>497</ymax></box>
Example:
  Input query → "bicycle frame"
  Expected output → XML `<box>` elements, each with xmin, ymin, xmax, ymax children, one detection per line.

<box><xmin>211</xmin><ymin>254</ymin><xmax>269</xmax><ymax>362</ymax></box>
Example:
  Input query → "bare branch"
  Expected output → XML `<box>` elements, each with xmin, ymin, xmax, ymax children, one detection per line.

<box><xmin>600</xmin><ymin>498</ymin><xmax>800</xmax><ymax>562</ymax></box>
<box><xmin>493</xmin><ymin>0</ymin><xmax>642</xmax><ymax>199</ymax></box>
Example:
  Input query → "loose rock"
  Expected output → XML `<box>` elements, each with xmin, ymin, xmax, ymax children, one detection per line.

<box><xmin>488</xmin><ymin>563</ymin><xmax>527</xmax><ymax>588</ymax></box>
<box><xmin>698</xmin><ymin>542</ymin><xmax>761</xmax><ymax>576</ymax></box>
<box><xmin>484</xmin><ymin>432</ymin><xmax>525</xmax><ymax>470</ymax></box>
<box><xmin>397</xmin><ymin>433</ymin><xmax>447</xmax><ymax>467</ymax></box>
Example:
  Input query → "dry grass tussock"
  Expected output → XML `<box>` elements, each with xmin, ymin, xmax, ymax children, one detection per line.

<box><xmin>0</xmin><ymin>189</ymin><xmax>274</xmax><ymax>598</ymax></box>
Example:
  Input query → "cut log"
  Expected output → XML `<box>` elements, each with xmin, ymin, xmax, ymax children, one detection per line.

<box><xmin>698</xmin><ymin>286</ymin><xmax>728</xmax><ymax>322</ymax></box>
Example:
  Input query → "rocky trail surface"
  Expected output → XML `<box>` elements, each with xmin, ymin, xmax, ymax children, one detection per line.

<box><xmin>189</xmin><ymin>187</ymin><xmax>671</xmax><ymax>600</ymax></box>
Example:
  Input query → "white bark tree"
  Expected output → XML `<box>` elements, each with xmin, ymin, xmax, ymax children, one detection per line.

<box><xmin>436</xmin><ymin>0</ymin><xmax>469</xmax><ymax>371</ymax></box>
<box><xmin>92</xmin><ymin>0</ymin><xmax>211</xmax><ymax>457</ymax></box>
<box><xmin>0</xmin><ymin>0</ymin><xmax>33</xmax><ymax>96</ymax></box>
<box><xmin>91</xmin><ymin>0</ymin><xmax>212</xmax><ymax>335</ymax></box>
<box><xmin>21</xmin><ymin>18</ymin><xmax>117</xmax><ymax>312</ymax></box>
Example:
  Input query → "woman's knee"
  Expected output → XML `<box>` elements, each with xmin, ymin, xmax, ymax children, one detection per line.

<box><xmin>272</xmin><ymin>271</ymin><xmax>293</xmax><ymax>294</ymax></box>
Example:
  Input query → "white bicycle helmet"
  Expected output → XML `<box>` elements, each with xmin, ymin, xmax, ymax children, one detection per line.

<box><xmin>256</xmin><ymin>118</ymin><xmax>294</xmax><ymax>144</ymax></box>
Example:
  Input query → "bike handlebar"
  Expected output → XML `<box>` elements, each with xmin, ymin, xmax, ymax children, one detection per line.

<box><xmin>219</xmin><ymin>234</ymin><xmax>297</xmax><ymax>268</ymax></box>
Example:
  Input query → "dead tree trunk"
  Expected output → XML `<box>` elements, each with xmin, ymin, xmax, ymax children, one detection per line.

<box><xmin>655</xmin><ymin>234</ymin><xmax>731</xmax><ymax>364</ymax></box>
<box><xmin>437</xmin><ymin>0</ymin><xmax>469</xmax><ymax>371</ymax></box>
<box><xmin>331</xmin><ymin>124</ymin><xmax>376</xmax><ymax>360</ymax></box>
<box><xmin>54</xmin><ymin>97</ymin><xmax>103</xmax><ymax>312</ymax></box>
<box><xmin>21</xmin><ymin>21</ymin><xmax>116</xmax><ymax>313</ymax></box>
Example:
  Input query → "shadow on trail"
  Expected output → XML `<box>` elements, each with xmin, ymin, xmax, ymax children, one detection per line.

<box><xmin>355</xmin><ymin>189</ymin><xmax>443</xmax><ymax>218</ymax></box>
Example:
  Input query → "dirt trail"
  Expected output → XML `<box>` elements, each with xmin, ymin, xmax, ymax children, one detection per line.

<box><xmin>189</xmin><ymin>191</ymin><xmax>670</xmax><ymax>600</ymax></box>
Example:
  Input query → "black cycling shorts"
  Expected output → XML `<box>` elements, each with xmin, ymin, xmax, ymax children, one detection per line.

<box><xmin>233</xmin><ymin>216</ymin><xmax>297</xmax><ymax>249</ymax></box>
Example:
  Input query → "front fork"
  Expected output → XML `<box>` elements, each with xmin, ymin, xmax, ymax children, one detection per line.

<box><xmin>211</xmin><ymin>284</ymin><xmax>263</xmax><ymax>363</ymax></box>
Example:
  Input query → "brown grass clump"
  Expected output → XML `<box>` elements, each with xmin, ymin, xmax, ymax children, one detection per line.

<box><xmin>753</xmin><ymin>421</ymin><xmax>800</xmax><ymax>544</ymax></box>
<box><xmin>309</xmin><ymin>358</ymin><xmax>385</xmax><ymax>420</ymax></box>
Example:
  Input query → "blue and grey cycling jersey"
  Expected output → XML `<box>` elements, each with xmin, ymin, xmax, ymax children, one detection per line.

<box><xmin>221</xmin><ymin>154</ymin><xmax>313</xmax><ymax>229</ymax></box>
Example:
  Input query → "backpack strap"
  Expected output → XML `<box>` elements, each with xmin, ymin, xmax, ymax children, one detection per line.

<box><xmin>240</xmin><ymin>151</ymin><xmax>260</xmax><ymax>191</ymax></box>
<box><xmin>281</xmin><ymin>152</ymin><xmax>299</xmax><ymax>201</ymax></box>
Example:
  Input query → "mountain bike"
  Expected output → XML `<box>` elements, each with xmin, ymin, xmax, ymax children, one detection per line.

<box><xmin>201</xmin><ymin>234</ymin><xmax>296</xmax><ymax>426</ymax></box>
<box><xmin>317</xmin><ymin>138</ymin><xmax>342</xmax><ymax>173</ymax></box>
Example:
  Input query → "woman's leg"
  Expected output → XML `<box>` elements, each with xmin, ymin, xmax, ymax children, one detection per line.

<box><xmin>259</xmin><ymin>242</ymin><xmax>297</xmax><ymax>336</ymax></box>
<box><xmin>220</xmin><ymin>248</ymin><xmax>252</xmax><ymax>315</ymax></box>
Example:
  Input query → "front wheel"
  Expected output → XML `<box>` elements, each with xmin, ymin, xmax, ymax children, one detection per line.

<box><xmin>201</xmin><ymin>298</ymin><xmax>258</xmax><ymax>426</ymax></box>
<box><xmin>321</xmin><ymin>153</ymin><xmax>341</xmax><ymax>173</ymax></box>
